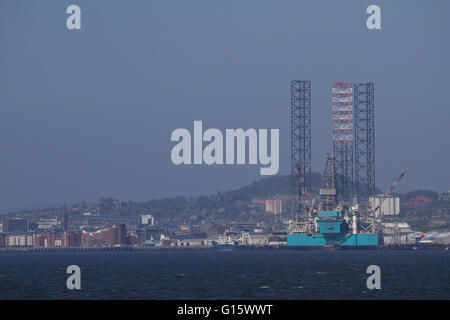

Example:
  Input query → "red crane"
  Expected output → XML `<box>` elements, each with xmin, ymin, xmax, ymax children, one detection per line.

<box><xmin>374</xmin><ymin>170</ymin><xmax>408</xmax><ymax>214</ymax></box>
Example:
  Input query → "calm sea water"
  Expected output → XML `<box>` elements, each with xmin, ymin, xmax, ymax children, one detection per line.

<box><xmin>0</xmin><ymin>250</ymin><xmax>448</xmax><ymax>299</ymax></box>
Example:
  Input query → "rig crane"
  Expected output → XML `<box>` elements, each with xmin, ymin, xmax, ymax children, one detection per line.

<box><xmin>374</xmin><ymin>170</ymin><xmax>408</xmax><ymax>214</ymax></box>
<box><xmin>370</xmin><ymin>170</ymin><xmax>408</xmax><ymax>232</ymax></box>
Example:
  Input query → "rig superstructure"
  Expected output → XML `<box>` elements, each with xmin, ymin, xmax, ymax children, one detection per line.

<box><xmin>288</xmin><ymin>81</ymin><xmax>403</xmax><ymax>248</ymax></box>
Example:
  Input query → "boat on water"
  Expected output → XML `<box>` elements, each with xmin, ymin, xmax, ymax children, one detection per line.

<box><xmin>213</xmin><ymin>235</ymin><xmax>237</xmax><ymax>251</ymax></box>
<box><xmin>324</xmin><ymin>244</ymin><xmax>341</xmax><ymax>251</ymax></box>
<box><xmin>214</xmin><ymin>243</ymin><xmax>235</xmax><ymax>251</ymax></box>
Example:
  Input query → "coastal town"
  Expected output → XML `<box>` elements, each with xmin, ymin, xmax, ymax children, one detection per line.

<box><xmin>1</xmin><ymin>175</ymin><xmax>449</xmax><ymax>250</ymax></box>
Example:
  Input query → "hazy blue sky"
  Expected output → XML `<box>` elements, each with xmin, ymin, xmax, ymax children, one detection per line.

<box><xmin>1</xmin><ymin>0</ymin><xmax>449</xmax><ymax>213</ymax></box>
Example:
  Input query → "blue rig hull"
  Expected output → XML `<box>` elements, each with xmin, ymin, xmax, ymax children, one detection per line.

<box><xmin>287</xmin><ymin>210</ymin><xmax>380</xmax><ymax>248</ymax></box>
<box><xmin>287</xmin><ymin>233</ymin><xmax>379</xmax><ymax>248</ymax></box>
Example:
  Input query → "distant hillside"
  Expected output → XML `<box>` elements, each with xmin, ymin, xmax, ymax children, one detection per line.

<box><xmin>73</xmin><ymin>176</ymin><xmax>450</xmax><ymax>230</ymax></box>
<box><xmin>8</xmin><ymin>172</ymin><xmax>378</xmax><ymax>219</ymax></box>
<box><xmin>398</xmin><ymin>189</ymin><xmax>449</xmax><ymax>231</ymax></box>
<box><xmin>221</xmin><ymin>172</ymin><xmax>322</xmax><ymax>200</ymax></box>
<box><xmin>136</xmin><ymin>173</ymin><xmax>320</xmax><ymax>220</ymax></box>
<box><xmin>88</xmin><ymin>171</ymin><xmax>379</xmax><ymax>220</ymax></box>
<box><xmin>399</xmin><ymin>189</ymin><xmax>440</xmax><ymax>202</ymax></box>
<box><xmin>5</xmin><ymin>173</ymin><xmax>448</xmax><ymax>232</ymax></box>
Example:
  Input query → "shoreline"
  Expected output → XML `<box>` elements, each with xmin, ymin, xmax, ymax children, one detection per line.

<box><xmin>0</xmin><ymin>243</ymin><xmax>447</xmax><ymax>253</ymax></box>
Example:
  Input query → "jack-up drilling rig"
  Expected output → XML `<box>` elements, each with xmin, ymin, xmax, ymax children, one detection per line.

<box><xmin>288</xmin><ymin>153</ymin><xmax>379</xmax><ymax>248</ymax></box>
